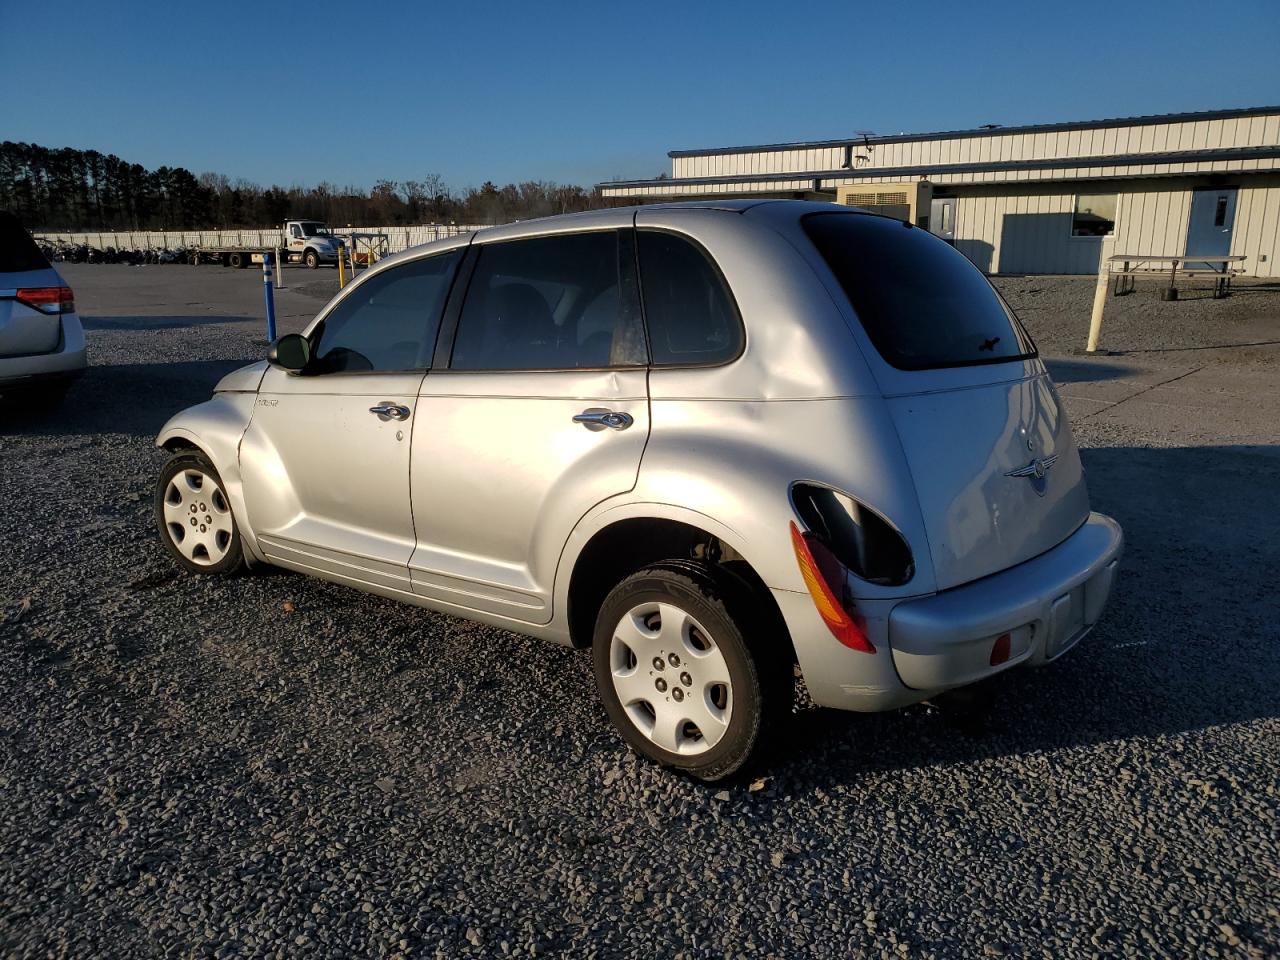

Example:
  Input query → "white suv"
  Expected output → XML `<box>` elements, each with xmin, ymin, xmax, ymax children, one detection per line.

<box><xmin>154</xmin><ymin>201</ymin><xmax>1122</xmax><ymax>780</ymax></box>
<box><xmin>0</xmin><ymin>213</ymin><xmax>86</xmax><ymax>406</ymax></box>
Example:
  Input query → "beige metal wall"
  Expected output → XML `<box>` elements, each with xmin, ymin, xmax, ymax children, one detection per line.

<box><xmin>946</xmin><ymin>176</ymin><xmax>1280</xmax><ymax>277</ymax></box>
<box><xmin>672</xmin><ymin>112</ymin><xmax>1280</xmax><ymax>179</ymax></box>
<box><xmin>1231</xmin><ymin>175</ymin><xmax>1280</xmax><ymax>277</ymax></box>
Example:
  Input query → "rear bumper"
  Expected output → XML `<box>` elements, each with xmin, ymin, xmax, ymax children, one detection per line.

<box><xmin>889</xmin><ymin>512</ymin><xmax>1123</xmax><ymax>690</ymax></box>
<box><xmin>0</xmin><ymin>315</ymin><xmax>87</xmax><ymax>390</ymax></box>
<box><xmin>779</xmin><ymin>512</ymin><xmax>1122</xmax><ymax>712</ymax></box>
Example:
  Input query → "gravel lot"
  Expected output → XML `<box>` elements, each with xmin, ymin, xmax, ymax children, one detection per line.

<box><xmin>2</xmin><ymin>263</ymin><xmax>1278</xmax><ymax>959</ymax></box>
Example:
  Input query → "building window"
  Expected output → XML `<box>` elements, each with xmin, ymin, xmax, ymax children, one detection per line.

<box><xmin>1071</xmin><ymin>194</ymin><xmax>1117</xmax><ymax>237</ymax></box>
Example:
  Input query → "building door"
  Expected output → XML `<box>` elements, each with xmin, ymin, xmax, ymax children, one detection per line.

<box><xmin>1185</xmin><ymin>187</ymin><xmax>1237</xmax><ymax>258</ymax></box>
<box><xmin>930</xmin><ymin>197</ymin><xmax>956</xmax><ymax>244</ymax></box>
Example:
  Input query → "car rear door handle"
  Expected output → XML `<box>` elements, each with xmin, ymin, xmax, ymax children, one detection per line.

<box><xmin>573</xmin><ymin>409</ymin><xmax>633</xmax><ymax>431</ymax></box>
<box><xmin>370</xmin><ymin>403</ymin><xmax>410</xmax><ymax>421</ymax></box>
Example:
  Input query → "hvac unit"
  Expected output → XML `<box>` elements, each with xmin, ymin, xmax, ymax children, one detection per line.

<box><xmin>836</xmin><ymin>181</ymin><xmax>933</xmax><ymax>228</ymax></box>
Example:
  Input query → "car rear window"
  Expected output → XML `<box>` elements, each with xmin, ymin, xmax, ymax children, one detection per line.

<box><xmin>802</xmin><ymin>212</ymin><xmax>1035</xmax><ymax>370</ymax></box>
<box><xmin>0</xmin><ymin>212</ymin><xmax>52</xmax><ymax>273</ymax></box>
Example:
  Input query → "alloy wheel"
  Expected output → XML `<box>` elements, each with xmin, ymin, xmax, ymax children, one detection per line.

<box><xmin>609</xmin><ymin>601</ymin><xmax>733</xmax><ymax>755</ymax></box>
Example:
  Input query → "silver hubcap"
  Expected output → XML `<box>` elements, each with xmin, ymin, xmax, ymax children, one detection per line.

<box><xmin>609</xmin><ymin>602</ymin><xmax>733</xmax><ymax>756</ymax></box>
<box><xmin>162</xmin><ymin>469</ymin><xmax>234</xmax><ymax>566</ymax></box>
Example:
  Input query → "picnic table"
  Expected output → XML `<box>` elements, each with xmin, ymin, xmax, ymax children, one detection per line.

<box><xmin>1108</xmin><ymin>253</ymin><xmax>1246</xmax><ymax>300</ymax></box>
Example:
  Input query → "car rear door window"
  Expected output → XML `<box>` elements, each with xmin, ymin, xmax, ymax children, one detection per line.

<box><xmin>637</xmin><ymin>230</ymin><xmax>742</xmax><ymax>366</ymax></box>
<box><xmin>449</xmin><ymin>231</ymin><xmax>645</xmax><ymax>371</ymax></box>
<box><xmin>0</xmin><ymin>213</ymin><xmax>52</xmax><ymax>273</ymax></box>
<box><xmin>311</xmin><ymin>249</ymin><xmax>460</xmax><ymax>373</ymax></box>
<box><xmin>802</xmin><ymin>212</ymin><xmax>1036</xmax><ymax>370</ymax></box>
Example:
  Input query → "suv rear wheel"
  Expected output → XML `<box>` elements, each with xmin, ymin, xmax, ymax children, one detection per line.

<box><xmin>592</xmin><ymin>563</ymin><xmax>783</xmax><ymax>781</ymax></box>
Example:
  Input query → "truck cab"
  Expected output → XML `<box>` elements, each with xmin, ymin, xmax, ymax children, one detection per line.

<box><xmin>284</xmin><ymin>220</ymin><xmax>341</xmax><ymax>268</ymax></box>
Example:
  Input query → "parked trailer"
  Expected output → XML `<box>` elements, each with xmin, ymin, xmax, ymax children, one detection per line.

<box><xmin>35</xmin><ymin>224</ymin><xmax>480</xmax><ymax>260</ymax></box>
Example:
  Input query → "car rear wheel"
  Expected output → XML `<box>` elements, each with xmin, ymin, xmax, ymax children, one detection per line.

<box><xmin>592</xmin><ymin>563</ymin><xmax>783</xmax><ymax>781</ymax></box>
<box><xmin>154</xmin><ymin>451</ymin><xmax>244</xmax><ymax>575</ymax></box>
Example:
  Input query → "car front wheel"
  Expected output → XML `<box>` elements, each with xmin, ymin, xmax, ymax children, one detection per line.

<box><xmin>592</xmin><ymin>563</ymin><xmax>784</xmax><ymax>781</ymax></box>
<box><xmin>154</xmin><ymin>451</ymin><xmax>244</xmax><ymax>575</ymax></box>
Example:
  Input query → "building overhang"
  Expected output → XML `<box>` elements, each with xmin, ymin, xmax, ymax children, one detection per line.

<box><xmin>599</xmin><ymin>146</ymin><xmax>1280</xmax><ymax>198</ymax></box>
<box><xmin>664</xmin><ymin>105</ymin><xmax>1280</xmax><ymax>159</ymax></box>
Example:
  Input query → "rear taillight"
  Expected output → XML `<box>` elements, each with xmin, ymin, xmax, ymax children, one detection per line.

<box><xmin>15</xmin><ymin>286</ymin><xmax>75</xmax><ymax>315</ymax></box>
<box><xmin>990</xmin><ymin>632</ymin><xmax>1011</xmax><ymax>666</ymax></box>
<box><xmin>789</xmin><ymin>521</ymin><xmax>874</xmax><ymax>653</ymax></box>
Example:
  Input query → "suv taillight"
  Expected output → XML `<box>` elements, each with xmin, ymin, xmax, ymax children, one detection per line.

<box><xmin>790</xmin><ymin>521</ymin><xmax>874</xmax><ymax>653</ymax></box>
<box><xmin>16</xmin><ymin>286</ymin><xmax>75</xmax><ymax>315</ymax></box>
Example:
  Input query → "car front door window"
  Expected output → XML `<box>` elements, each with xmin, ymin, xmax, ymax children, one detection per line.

<box><xmin>311</xmin><ymin>251</ymin><xmax>461</xmax><ymax>374</ymax></box>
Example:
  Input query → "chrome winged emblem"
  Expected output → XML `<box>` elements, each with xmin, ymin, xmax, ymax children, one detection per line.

<box><xmin>1006</xmin><ymin>455</ymin><xmax>1058</xmax><ymax>496</ymax></box>
<box><xmin>1006</xmin><ymin>455</ymin><xmax>1058</xmax><ymax>480</ymax></box>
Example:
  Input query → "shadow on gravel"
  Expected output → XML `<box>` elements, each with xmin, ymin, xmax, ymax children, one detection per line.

<box><xmin>81</xmin><ymin>314</ymin><xmax>253</xmax><ymax>331</ymax></box>
<box><xmin>1043</xmin><ymin>359</ymin><xmax>1137</xmax><ymax>384</ymax></box>
<box><xmin>1118</xmin><ymin>339</ymin><xmax>1280</xmax><ymax>354</ymax></box>
<box><xmin>0</xmin><ymin>358</ymin><xmax>250</xmax><ymax>437</ymax></box>
<box><xmin>774</xmin><ymin>442</ymin><xmax>1280</xmax><ymax>786</ymax></box>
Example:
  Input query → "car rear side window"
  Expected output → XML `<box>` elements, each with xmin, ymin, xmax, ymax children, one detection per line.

<box><xmin>802</xmin><ymin>212</ymin><xmax>1036</xmax><ymax>370</ymax></box>
<box><xmin>0</xmin><ymin>213</ymin><xmax>52</xmax><ymax>273</ymax></box>
<box><xmin>311</xmin><ymin>249</ymin><xmax>460</xmax><ymax>373</ymax></box>
<box><xmin>637</xmin><ymin>231</ymin><xmax>742</xmax><ymax>366</ymax></box>
<box><xmin>450</xmin><ymin>230</ymin><xmax>646</xmax><ymax>371</ymax></box>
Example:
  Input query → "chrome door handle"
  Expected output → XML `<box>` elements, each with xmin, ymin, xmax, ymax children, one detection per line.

<box><xmin>369</xmin><ymin>403</ymin><xmax>411</xmax><ymax>421</ymax></box>
<box><xmin>573</xmin><ymin>409</ymin><xmax>633</xmax><ymax>431</ymax></box>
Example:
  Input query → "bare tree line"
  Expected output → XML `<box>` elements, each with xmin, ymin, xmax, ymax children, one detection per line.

<box><xmin>2</xmin><ymin>141</ymin><xmax>632</xmax><ymax>232</ymax></box>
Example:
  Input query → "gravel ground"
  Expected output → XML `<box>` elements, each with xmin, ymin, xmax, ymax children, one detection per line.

<box><xmin>1</xmin><ymin>264</ymin><xmax>1278</xmax><ymax>959</ymax></box>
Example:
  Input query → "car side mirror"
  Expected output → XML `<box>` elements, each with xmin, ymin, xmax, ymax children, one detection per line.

<box><xmin>269</xmin><ymin>333</ymin><xmax>311</xmax><ymax>371</ymax></box>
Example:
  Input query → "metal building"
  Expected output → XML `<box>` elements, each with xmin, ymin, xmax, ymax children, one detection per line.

<box><xmin>599</xmin><ymin>105</ymin><xmax>1280</xmax><ymax>278</ymax></box>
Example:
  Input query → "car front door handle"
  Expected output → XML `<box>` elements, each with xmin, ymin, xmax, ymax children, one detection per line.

<box><xmin>369</xmin><ymin>403</ymin><xmax>411</xmax><ymax>421</ymax></box>
<box><xmin>573</xmin><ymin>409</ymin><xmax>634</xmax><ymax>431</ymax></box>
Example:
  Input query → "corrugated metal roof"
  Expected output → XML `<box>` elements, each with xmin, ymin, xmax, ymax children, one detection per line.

<box><xmin>666</xmin><ymin>104</ymin><xmax>1280</xmax><ymax>159</ymax></box>
<box><xmin>599</xmin><ymin>144</ymin><xmax>1280</xmax><ymax>192</ymax></box>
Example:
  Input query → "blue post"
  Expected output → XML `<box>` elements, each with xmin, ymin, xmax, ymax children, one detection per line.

<box><xmin>262</xmin><ymin>251</ymin><xmax>277</xmax><ymax>342</ymax></box>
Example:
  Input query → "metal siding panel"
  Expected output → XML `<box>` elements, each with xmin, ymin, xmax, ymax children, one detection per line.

<box><xmin>1155</xmin><ymin>191</ymin><xmax>1176</xmax><ymax>255</ymax></box>
<box><xmin>1265</xmin><ymin>115</ymin><xmax>1280</xmax><ymax>146</ymax></box>
<box><xmin>1266</xmin><ymin>186</ymin><xmax>1280</xmax><ymax>277</ymax></box>
<box><xmin>1233</xmin><ymin>187</ymin><xmax>1255</xmax><ymax>265</ymax></box>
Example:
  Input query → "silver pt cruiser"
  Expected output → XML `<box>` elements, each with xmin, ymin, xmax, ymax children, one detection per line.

<box><xmin>155</xmin><ymin>200</ymin><xmax>1122</xmax><ymax>780</ymax></box>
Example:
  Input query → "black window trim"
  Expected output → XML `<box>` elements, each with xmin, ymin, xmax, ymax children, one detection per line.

<box><xmin>634</xmin><ymin>226</ymin><xmax>746</xmax><ymax>370</ymax></box>
<box><xmin>436</xmin><ymin>227</ymin><xmax>649</xmax><ymax>374</ymax></box>
<box><xmin>298</xmin><ymin>244</ymin><xmax>467</xmax><ymax>377</ymax></box>
<box><xmin>802</xmin><ymin>210</ymin><xmax>1038</xmax><ymax>373</ymax></box>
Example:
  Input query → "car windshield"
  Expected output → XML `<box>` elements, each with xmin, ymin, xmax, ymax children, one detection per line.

<box><xmin>803</xmin><ymin>212</ymin><xmax>1036</xmax><ymax>370</ymax></box>
<box><xmin>300</xmin><ymin>223</ymin><xmax>332</xmax><ymax>237</ymax></box>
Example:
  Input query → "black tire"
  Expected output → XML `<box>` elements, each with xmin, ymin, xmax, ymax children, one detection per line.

<box><xmin>228</xmin><ymin>252</ymin><xmax>246</xmax><ymax>269</ymax></box>
<box><xmin>154</xmin><ymin>450</ymin><xmax>245</xmax><ymax>575</ymax></box>
<box><xmin>592</xmin><ymin>563</ymin><xmax>788</xmax><ymax>781</ymax></box>
<box><xmin>304</xmin><ymin>249</ymin><xmax>319</xmax><ymax>269</ymax></box>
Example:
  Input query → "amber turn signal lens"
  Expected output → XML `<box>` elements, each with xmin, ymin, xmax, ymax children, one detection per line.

<box><xmin>789</xmin><ymin>521</ymin><xmax>874</xmax><ymax>653</ymax></box>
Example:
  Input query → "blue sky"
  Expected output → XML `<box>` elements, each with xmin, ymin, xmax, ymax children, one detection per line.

<box><xmin>3</xmin><ymin>0</ymin><xmax>1278</xmax><ymax>191</ymax></box>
